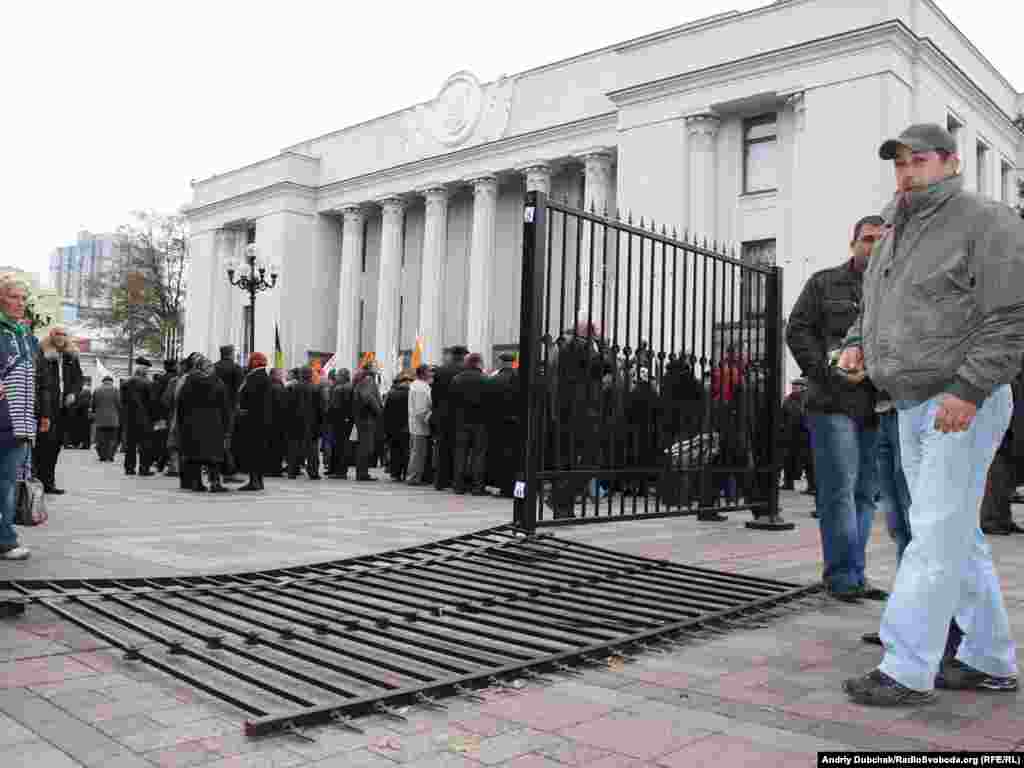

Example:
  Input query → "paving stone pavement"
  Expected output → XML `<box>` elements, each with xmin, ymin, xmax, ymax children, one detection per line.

<box><xmin>1</xmin><ymin>450</ymin><xmax>1022</xmax><ymax>766</ymax></box>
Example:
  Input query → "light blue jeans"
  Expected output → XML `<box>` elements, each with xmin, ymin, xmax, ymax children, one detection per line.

<box><xmin>879</xmin><ymin>385</ymin><xmax>1018</xmax><ymax>691</ymax></box>
<box><xmin>0</xmin><ymin>442</ymin><xmax>30</xmax><ymax>552</ymax></box>
<box><xmin>808</xmin><ymin>412</ymin><xmax>879</xmax><ymax>594</ymax></box>
<box><xmin>876</xmin><ymin>410</ymin><xmax>913</xmax><ymax>564</ymax></box>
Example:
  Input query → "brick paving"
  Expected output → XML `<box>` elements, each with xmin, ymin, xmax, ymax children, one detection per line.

<box><xmin>0</xmin><ymin>450</ymin><xmax>1022</xmax><ymax>766</ymax></box>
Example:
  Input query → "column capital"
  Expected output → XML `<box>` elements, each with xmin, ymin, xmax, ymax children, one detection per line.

<box><xmin>340</xmin><ymin>204</ymin><xmax>365</xmax><ymax>223</ymax></box>
<box><xmin>519</xmin><ymin>162</ymin><xmax>553</xmax><ymax>194</ymax></box>
<box><xmin>418</xmin><ymin>185</ymin><xmax>449</xmax><ymax>204</ymax></box>
<box><xmin>786</xmin><ymin>91</ymin><xmax>806</xmax><ymax>131</ymax></box>
<box><xmin>685</xmin><ymin>112</ymin><xmax>721</xmax><ymax>140</ymax></box>
<box><xmin>468</xmin><ymin>175</ymin><xmax>498</xmax><ymax>197</ymax></box>
<box><xmin>377</xmin><ymin>196</ymin><xmax>406</xmax><ymax>214</ymax></box>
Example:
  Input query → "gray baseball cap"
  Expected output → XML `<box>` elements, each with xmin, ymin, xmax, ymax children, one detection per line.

<box><xmin>879</xmin><ymin>123</ymin><xmax>958</xmax><ymax>160</ymax></box>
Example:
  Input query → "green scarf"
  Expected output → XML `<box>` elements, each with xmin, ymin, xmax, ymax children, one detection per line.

<box><xmin>0</xmin><ymin>310</ymin><xmax>25</xmax><ymax>337</ymax></box>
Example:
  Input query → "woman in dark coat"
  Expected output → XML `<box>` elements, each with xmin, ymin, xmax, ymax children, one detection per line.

<box><xmin>235</xmin><ymin>352</ymin><xmax>272</xmax><ymax>491</ymax></box>
<box><xmin>177</xmin><ymin>354</ymin><xmax>231</xmax><ymax>492</ymax></box>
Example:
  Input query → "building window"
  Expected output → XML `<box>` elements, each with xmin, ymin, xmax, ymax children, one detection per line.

<box><xmin>246</xmin><ymin>225</ymin><xmax>256</xmax><ymax>245</ymax></box>
<box><xmin>361</xmin><ymin>219</ymin><xmax>368</xmax><ymax>273</ymax></box>
<box><xmin>1001</xmin><ymin>161</ymin><xmax>1015</xmax><ymax>203</ymax></box>
<box><xmin>741</xmin><ymin>239</ymin><xmax>776</xmax><ymax>316</ymax></box>
<box><xmin>358</xmin><ymin>300</ymin><xmax>365</xmax><ymax>360</ymax></box>
<box><xmin>976</xmin><ymin>142</ymin><xmax>989</xmax><ymax>195</ymax></box>
<box><xmin>242</xmin><ymin>305</ymin><xmax>253</xmax><ymax>362</ymax></box>
<box><xmin>742</xmin><ymin>114</ymin><xmax>778</xmax><ymax>194</ymax></box>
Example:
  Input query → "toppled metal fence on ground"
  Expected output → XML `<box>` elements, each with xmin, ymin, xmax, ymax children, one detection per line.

<box><xmin>2</xmin><ymin>525</ymin><xmax>819</xmax><ymax>737</ymax></box>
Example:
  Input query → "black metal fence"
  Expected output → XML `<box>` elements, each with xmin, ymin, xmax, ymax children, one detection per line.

<box><xmin>514</xmin><ymin>191</ymin><xmax>790</xmax><ymax>531</ymax></box>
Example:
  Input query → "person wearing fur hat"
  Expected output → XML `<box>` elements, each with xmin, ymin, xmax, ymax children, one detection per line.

<box><xmin>235</xmin><ymin>352</ymin><xmax>272</xmax><ymax>491</ymax></box>
<box><xmin>34</xmin><ymin>326</ymin><xmax>83</xmax><ymax>494</ymax></box>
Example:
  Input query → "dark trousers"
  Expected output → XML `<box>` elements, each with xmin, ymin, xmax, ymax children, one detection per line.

<box><xmin>329</xmin><ymin>422</ymin><xmax>353</xmax><ymax>476</ymax></box>
<box><xmin>356</xmin><ymin>420</ymin><xmax>377</xmax><ymax>479</ymax></box>
<box><xmin>388</xmin><ymin>434</ymin><xmax>409</xmax><ymax>480</ymax></box>
<box><xmin>95</xmin><ymin>427</ymin><xmax>118</xmax><ymax>461</ymax></box>
<box><xmin>433</xmin><ymin>424</ymin><xmax>456</xmax><ymax>489</ymax></box>
<box><xmin>124</xmin><ymin>428</ymin><xmax>152</xmax><ymax>473</ymax></box>
<box><xmin>34</xmin><ymin>419</ymin><xmax>64</xmax><ymax>488</ymax></box>
<box><xmin>981</xmin><ymin>453</ymin><xmax>1015</xmax><ymax>530</ymax></box>
<box><xmin>287</xmin><ymin>436</ymin><xmax>320</xmax><ymax>478</ymax></box>
<box><xmin>267</xmin><ymin>430</ymin><xmax>286</xmax><ymax>475</ymax></box>
<box><xmin>185</xmin><ymin>460</ymin><xmax>221</xmax><ymax>489</ymax></box>
<box><xmin>454</xmin><ymin>423</ymin><xmax>489</xmax><ymax>492</ymax></box>
<box><xmin>151</xmin><ymin>428</ymin><xmax>168</xmax><ymax>471</ymax></box>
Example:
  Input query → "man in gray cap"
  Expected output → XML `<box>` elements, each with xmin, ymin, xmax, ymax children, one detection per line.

<box><xmin>839</xmin><ymin>123</ymin><xmax>1024</xmax><ymax>705</ymax></box>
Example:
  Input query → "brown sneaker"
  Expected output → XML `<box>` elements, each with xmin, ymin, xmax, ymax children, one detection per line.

<box><xmin>843</xmin><ymin>669</ymin><xmax>937</xmax><ymax>706</ymax></box>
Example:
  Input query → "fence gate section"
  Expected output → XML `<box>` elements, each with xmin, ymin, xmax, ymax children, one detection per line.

<box><xmin>514</xmin><ymin>191</ymin><xmax>792</xmax><ymax>532</ymax></box>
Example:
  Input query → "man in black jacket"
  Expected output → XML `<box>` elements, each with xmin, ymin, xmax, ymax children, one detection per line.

<box><xmin>148</xmin><ymin>359</ymin><xmax>176</xmax><ymax>473</ymax></box>
<box><xmin>285</xmin><ymin>366</ymin><xmax>321</xmax><ymax>479</ymax></box>
<box><xmin>487</xmin><ymin>352</ymin><xmax>521</xmax><ymax>497</ymax></box>
<box><xmin>786</xmin><ymin>214</ymin><xmax>885</xmax><ymax>603</ymax></box>
<box><xmin>213</xmin><ymin>345</ymin><xmax>245</xmax><ymax>479</ymax></box>
<box><xmin>327</xmin><ymin>369</ymin><xmax>354</xmax><ymax>478</ymax></box>
<box><xmin>430</xmin><ymin>345</ymin><xmax>467</xmax><ymax>490</ymax></box>
<box><xmin>353</xmin><ymin>362</ymin><xmax>383</xmax><ymax>481</ymax></box>
<box><xmin>451</xmin><ymin>353</ymin><xmax>489</xmax><ymax>495</ymax></box>
<box><xmin>34</xmin><ymin>327</ymin><xmax>84</xmax><ymax>494</ymax></box>
<box><xmin>120</xmin><ymin>358</ymin><xmax>154</xmax><ymax>476</ymax></box>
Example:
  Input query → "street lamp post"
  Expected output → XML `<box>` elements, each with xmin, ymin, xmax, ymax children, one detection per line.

<box><xmin>226</xmin><ymin>244</ymin><xmax>278</xmax><ymax>360</ymax></box>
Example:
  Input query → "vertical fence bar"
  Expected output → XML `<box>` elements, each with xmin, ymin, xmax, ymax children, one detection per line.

<box><xmin>746</xmin><ymin>265</ymin><xmax>793</xmax><ymax>531</ymax></box>
<box><xmin>515</xmin><ymin>191</ymin><xmax>548</xmax><ymax>533</ymax></box>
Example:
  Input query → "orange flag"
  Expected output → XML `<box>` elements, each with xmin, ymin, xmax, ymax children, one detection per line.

<box><xmin>511</xmin><ymin>353</ymin><xmax>519</xmax><ymax>369</ymax></box>
<box><xmin>411</xmin><ymin>336</ymin><xmax>424</xmax><ymax>369</ymax></box>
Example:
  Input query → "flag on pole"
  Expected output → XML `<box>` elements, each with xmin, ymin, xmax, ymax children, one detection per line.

<box><xmin>320</xmin><ymin>354</ymin><xmax>337</xmax><ymax>375</ymax></box>
<box><xmin>511</xmin><ymin>352</ymin><xmax>519</xmax><ymax>370</ymax></box>
<box><xmin>95</xmin><ymin>358</ymin><xmax>115</xmax><ymax>385</ymax></box>
<box><xmin>274</xmin><ymin>324</ymin><xmax>285</xmax><ymax>369</ymax></box>
<box><xmin>410</xmin><ymin>336</ymin><xmax>424</xmax><ymax>369</ymax></box>
<box><xmin>311</xmin><ymin>358</ymin><xmax>322</xmax><ymax>385</ymax></box>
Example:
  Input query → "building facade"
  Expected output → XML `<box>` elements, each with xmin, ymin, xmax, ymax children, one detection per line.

<box><xmin>184</xmin><ymin>0</ymin><xmax>1023</xmax><ymax>386</ymax></box>
<box><xmin>49</xmin><ymin>230</ymin><xmax>124</xmax><ymax>327</ymax></box>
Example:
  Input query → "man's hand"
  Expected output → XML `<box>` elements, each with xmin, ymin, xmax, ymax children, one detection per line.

<box><xmin>837</xmin><ymin>345</ymin><xmax>864</xmax><ymax>373</ymax></box>
<box><xmin>934</xmin><ymin>394</ymin><xmax>977</xmax><ymax>434</ymax></box>
<box><xmin>39</xmin><ymin>417</ymin><xmax>50</xmax><ymax>433</ymax></box>
<box><xmin>64</xmin><ymin>394</ymin><xmax>76</xmax><ymax>407</ymax></box>
<box><xmin>0</xmin><ymin>382</ymin><xmax>5</xmax><ymax>401</ymax></box>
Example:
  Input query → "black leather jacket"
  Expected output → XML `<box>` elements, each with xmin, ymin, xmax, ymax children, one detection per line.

<box><xmin>786</xmin><ymin>259</ymin><xmax>878</xmax><ymax>427</ymax></box>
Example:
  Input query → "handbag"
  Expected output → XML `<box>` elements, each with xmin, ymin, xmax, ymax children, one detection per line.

<box><xmin>16</xmin><ymin>478</ymin><xmax>47</xmax><ymax>526</ymax></box>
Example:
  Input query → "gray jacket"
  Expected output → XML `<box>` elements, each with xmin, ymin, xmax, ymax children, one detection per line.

<box><xmin>91</xmin><ymin>385</ymin><xmax>120</xmax><ymax>429</ymax></box>
<box><xmin>845</xmin><ymin>175</ymin><xmax>1024</xmax><ymax>405</ymax></box>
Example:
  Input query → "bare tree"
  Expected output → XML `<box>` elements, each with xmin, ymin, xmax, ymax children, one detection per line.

<box><xmin>90</xmin><ymin>210</ymin><xmax>189</xmax><ymax>360</ymax></box>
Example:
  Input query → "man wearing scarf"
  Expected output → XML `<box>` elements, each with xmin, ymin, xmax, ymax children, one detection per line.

<box><xmin>0</xmin><ymin>276</ymin><xmax>51</xmax><ymax>564</ymax></box>
<box><xmin>33</xmin><ymin>326</ymin><xmax>83</xmax><ymax>494</ymax></box>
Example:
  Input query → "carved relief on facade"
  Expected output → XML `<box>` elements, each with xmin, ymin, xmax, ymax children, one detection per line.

<box><xmin>403</xmin><ymin>71</ymin><xmax>516</xmax><ymax>155</ymax></box>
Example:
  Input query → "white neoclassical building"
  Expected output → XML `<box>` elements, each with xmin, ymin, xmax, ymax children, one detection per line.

<box><xmin>184</xmin><ymin>0</ymin><xmax>1023</xmax><ymax>386</ymax></box>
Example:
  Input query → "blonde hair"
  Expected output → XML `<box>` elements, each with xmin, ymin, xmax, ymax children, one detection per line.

<box><xmin>0</xmin><ymin>273</ymin><xmax>28</xmax><ymax>296</ymax></box>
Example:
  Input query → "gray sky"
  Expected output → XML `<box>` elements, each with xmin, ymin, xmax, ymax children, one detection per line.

<box><xmin>4</xmin><ymin>0</ymin><xmax>1021</xmax><ymax>285</ymax></box>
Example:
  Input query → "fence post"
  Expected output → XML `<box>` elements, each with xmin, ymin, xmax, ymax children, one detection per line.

<box><xmin>514</xmin><ymin>191</ymin><xmax>547</xmax><ymax>533</ymax></box>
<box><xmin>746</xmin><ymin>265</ymin><xmax>795</xmax><ymax>531</ymax></box>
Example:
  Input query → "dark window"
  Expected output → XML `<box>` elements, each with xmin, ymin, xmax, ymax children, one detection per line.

<box><xmin>741</xmin><ymin>239</ymin><xmax>776</xmax><ymax>316</ymax></box>
<box><xmin>361</xmin><ymin>219</ymin><xmax>368</xmax><ymax>273</ymax></box>
<box><xmin>358</xmin><ymin>300</ymin><xmax>365</xmax><ymax>359</ymax></box>
<box><xmin>743</xmin><ymin>114</ymin><xmax>778</xmax><ymax>194</ymax></box>
<box><xmin>976</xmin><ymin>141</ymin><xmax>989</xmax><ymax>195</ymax></box>
<box><xmin>401</xmin><ymin>215</ymin><xmax>407</xmax><ymax>268</ymax></box>
<box><xmin>246</xmin><ymin>225</ymin><xmax>256</xmax><ymax>245</ymax></box>
<box><xmin>947</xmin><ymin>114</ymin><xmax>963</xmax><ymax>152</ymax></box>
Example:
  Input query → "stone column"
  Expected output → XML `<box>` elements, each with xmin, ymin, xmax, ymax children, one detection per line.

<box><xmin>686</xmin><ymin>113</ymin><xmax>720</xmax><ymax>368</ymax></box>
<box><xmin>579</xmin><ymin>150</ymin><xmax>614</xmax><ymax>329</ymax></box>
<box><xmin>375</xmin><ymin>197</ymin><xmax>406</xmax><ymax>385</ymax></box>
<box><xmin>335</xmin><ymin>204</ymin><xmax>365</xmax><ymax>370</ymax></box>
<box><xmin>209</xmin><ymin>228</ymin><xmax>237</xmax><ymax>357</ymax></box>
<box><xmin>466</xmin><ymin>175</ymin><xmax>498</xmax><ymax>362</ymax></box>
<box><xmin>521</xmin><ymin>163</ymin><xmax>552</xmax><ymax>195</ymax></box>
<box><xmin>417</xmin><ymin>186</ymin><xmax>448</xmax><ymax>367</ymax></box>
<box><xmin>686</xmin><ymin>113</ymin><xmax>720</xmax><ymax>242</ymax></box>
<box><xmin>784</xmin><ymin>92</ymin><xmax>807</xmax><ymax>388</ymax></box>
